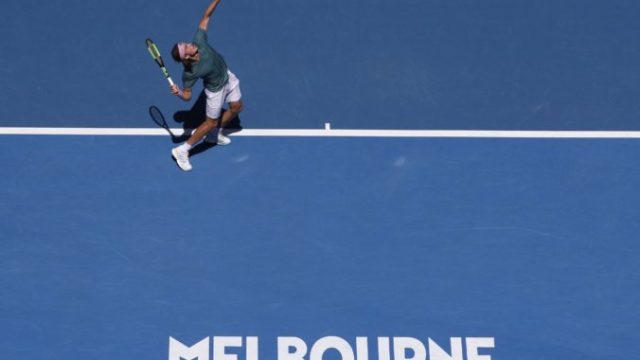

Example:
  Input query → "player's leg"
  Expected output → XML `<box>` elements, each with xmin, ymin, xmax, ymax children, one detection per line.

<box><xmin>187</xmin><ymin>117</ymin><xmax>218</xmax><ymax>146</ymax></box>
<box><xmin>223</xmin><ymin>71</ymin><xmax>243</xmax><ymax>126</ymax></box>
<box><xmin>171</xmin><ymin>88</ymin><xmax>225</xmax><ymax>171</ymax></box>
<box><xmin>214</xmin><ymin>70</ymin><xmax>243</xmax><ymax>145</ymax></box>
<box><xmin>172</xmin><ymin>116</ymin><xmax>220</xmax><ymax>171</ymax></box>
<box><xmin>221</xmin><ymin>100</ymin><xmax>243</xmax><ymax>126</ymax></box>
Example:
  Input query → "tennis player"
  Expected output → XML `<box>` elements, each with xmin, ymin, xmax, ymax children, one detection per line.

<box><xmin>170</xmin><ymin>0</ymin><xmax>243</xmax><ymax>171</ymax></box>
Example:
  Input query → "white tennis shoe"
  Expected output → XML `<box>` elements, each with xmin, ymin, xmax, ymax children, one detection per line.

<box><xmin>171</xmin><ymin>147</ymin><xmax>192</xmax><ymax>171</ymax></box>
<box><xmin>204</xmin><ymin>130</ymin><xmax>231</xmax><ymax>145</ymax></box>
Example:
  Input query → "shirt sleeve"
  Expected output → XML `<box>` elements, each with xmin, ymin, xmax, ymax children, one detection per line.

<box><xmin>182</xmin><ymin>73</ymin><xmax>197</xmax><ymax>89</ymax></box>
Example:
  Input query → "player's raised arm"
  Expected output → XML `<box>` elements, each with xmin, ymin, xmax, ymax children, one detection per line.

<box><xmin>199</xmin><ymin>0</ymin><xmax>223</xmax><ymax>31</ymax></box>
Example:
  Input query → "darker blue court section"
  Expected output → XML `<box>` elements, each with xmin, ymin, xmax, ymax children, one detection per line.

<box><xmin>1</xmin><ymin>1</ymin><xmax>640</xmax><ymax>129</ymax></box>
<box><xmin>1</xmin><ymin>136</ymin><xmax>639</xmax><ymax>358</ymax></box>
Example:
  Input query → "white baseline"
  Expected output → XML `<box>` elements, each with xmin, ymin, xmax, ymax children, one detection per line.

<box><xmin>1</xmin><ymin>127</ymin><xmax>640</xmax><ymax>138</ymax></box>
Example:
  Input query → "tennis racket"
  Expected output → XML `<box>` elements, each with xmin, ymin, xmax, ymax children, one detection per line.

<box><xmin>146</xmin><ymin>38</ymin><xmax>175</xmax><ymax>86</ymax></box>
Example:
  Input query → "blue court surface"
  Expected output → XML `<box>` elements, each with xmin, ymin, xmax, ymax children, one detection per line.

<box><xmin>1</xmin><ymin>1</ymin><xmax>640</xmax><ymax>360</ymax></box>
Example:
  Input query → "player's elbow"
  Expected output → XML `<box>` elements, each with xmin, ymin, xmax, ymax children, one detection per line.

<box><xmin>182</xmin><ymin>89</ymin><xmax>193</xmax><ymax>101</ymax></box>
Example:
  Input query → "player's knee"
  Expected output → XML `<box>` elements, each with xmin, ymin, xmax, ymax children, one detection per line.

<box><xmin>230</xmin><ymin>101</ymin><xmax>243</xmax><ymax>114</ymax></box>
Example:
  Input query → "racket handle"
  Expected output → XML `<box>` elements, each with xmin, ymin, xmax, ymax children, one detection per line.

<box><xmin>167</xmin><ymin>77</ymin><xmax>175</xmax><ymax>86</ymax></box>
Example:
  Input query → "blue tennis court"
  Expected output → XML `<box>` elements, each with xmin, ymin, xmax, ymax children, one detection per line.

<box><xmin>1</xmin><ymin>1</ymin><xmax>639</xmax><ymax>359</ymax></box>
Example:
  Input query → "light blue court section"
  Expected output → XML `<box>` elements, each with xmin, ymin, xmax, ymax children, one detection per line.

<box><xmin>1</xmin><ymin>1</ymin><xmax>640</xmax><ymax>129</ymax></box>
<box><xmin>1</xmin><ymin>135</ymin><xmax>639</xmax><ymax>358</ymax></box>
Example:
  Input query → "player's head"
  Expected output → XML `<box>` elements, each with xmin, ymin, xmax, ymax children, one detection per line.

<box><xmin>171</xmin><ymin>42</ymin><xmax>200</xmax><ymax>64</ymax></box>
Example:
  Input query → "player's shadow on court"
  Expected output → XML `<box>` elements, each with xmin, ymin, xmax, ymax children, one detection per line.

<box><xmin>148</xmin><ymin>105</ymin><xmax>189</xmax><ymax>143</ymax></box>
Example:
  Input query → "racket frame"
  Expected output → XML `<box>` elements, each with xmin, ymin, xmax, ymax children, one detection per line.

<box><xmin>146</xmin><ymin>38</ymin><xmax>175</xmax><ymax>86</ymax></box>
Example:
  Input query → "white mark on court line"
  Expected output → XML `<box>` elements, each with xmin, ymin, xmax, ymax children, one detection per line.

<box><xmin>233</xmin><ymin>154</ymin><xmax>250</xmax><ymax>163</ymax></box>
<box><xmin>325</xmin><ymin>122</ymin><xmax>331</xmax><ymax>130</ymax></box>
<box><xmin>393</xmin><ymin>157</ymin><xmax>407</xmax><ymax>167</ymax></box>
<box><xmin>1</xmin><ymin>127</ymin><xmax>640</xmax><ymax>138</ymax></box>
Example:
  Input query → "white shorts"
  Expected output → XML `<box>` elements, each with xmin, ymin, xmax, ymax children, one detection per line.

<box><xmin>204</xmin><ymin>70</ymin><xmax>242</xmax><ymax>119</ymax></box>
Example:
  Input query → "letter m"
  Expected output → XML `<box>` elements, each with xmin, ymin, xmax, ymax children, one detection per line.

<box><xmin>169</xmin><ymin>337</ymin><xmax>210</xmax><ymax>360</ymax></box>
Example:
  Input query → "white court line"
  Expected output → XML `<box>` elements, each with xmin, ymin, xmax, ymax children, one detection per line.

<box><xmin>0</xmin><ymin>127</ymin><xmax>640</xmax><ymax>138</ymax></box>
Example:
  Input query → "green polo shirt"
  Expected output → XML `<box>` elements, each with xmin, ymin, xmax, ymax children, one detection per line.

<box><xmin>182</xmin><ymin>29</ymin><xmax>229</xmax><ymax>92</ymax></box>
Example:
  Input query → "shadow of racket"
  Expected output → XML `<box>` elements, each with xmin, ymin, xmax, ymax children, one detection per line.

<box><xmin>148</xmin><ymin>106</ymin><xmax>189</xmax><ymax>143</ymax></box>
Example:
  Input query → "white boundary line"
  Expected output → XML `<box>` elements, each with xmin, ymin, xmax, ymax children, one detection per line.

<box><xmin>1</xmin><ymin>127</ymin><xmax>640</xmax><ymax>138</ymax></box>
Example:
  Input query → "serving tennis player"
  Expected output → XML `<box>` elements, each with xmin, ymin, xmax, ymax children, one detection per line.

<box><xmin>170</xmin><ymin>0</ymin><xmax>243</xmax><ymax>171</ymax></box>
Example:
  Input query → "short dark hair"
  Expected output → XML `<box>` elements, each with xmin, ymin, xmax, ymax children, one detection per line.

<box><xmin>171</xmin><ymin>44</ymin><xmax>181</xmax><ymax>62</ymax></box>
